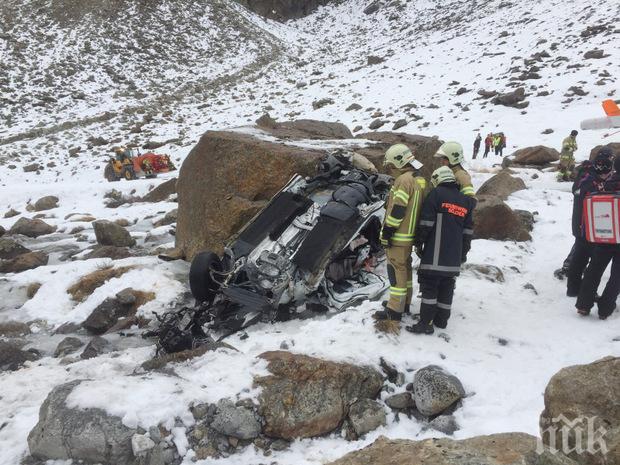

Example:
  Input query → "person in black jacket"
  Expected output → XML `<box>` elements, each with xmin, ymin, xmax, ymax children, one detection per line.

<box><xmin>566</xmin><ymin>150</ymin><xmax>614</xmax><ymax>296</ymax></box>
<box><xmin>576</xmin><ymin>155</ymin><xmax>620</xmax><ymax>319</ymax></box>
<box><xmin>406</xmin><ymin>166</ymin><xmax>475</xmax><ymax>335</ymax></box>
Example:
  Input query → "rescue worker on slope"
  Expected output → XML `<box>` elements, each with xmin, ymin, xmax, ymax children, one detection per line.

<box><xmin>472</xmin><ymin>133</ymin><xmax>482</xmax><ymax>159</ymax></box>
<box><xmin>434</xmin><ymin>141</ymin><xmax>476</xmax><ymax>198</ymax></box>
<box><xmin>406</xmin><ymin>166</ymin><xmax>475</xmax><ymax>335</ymax></box>
<box><xmin>558</xmin><ymin>130</ymin><xmax>578</xmax><ymax>182</ymax></box>
<box><xmin>575</xmin><ymin>154</ymin><xmax>619</xmax><ymax>319</ymax></box>
<box><xmin>373</xmin><ymin>144</ymin><xmax>426</xmax><ymax>327</ymax></box>
<box><xmin>566</xmin><ymin>150</ymin><xmax>614</xmax><ymax>297</ymax></box>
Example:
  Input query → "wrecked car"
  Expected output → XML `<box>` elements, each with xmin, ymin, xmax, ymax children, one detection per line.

<box><xmin>150</xmin><ymin>152</ymin><xmax>392</xmax><ymax>353</ymax></box>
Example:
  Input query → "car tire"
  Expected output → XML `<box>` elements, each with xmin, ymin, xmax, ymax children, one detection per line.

<box><xmin>104</xmin><ymin>163</ymin><xmax>119</xmax><ymax>182</ymax></box>
<box><xmin>122</xmin><ymin>166</ymin><xmax>136</xmax><ymax>180</ymax></box>
<box><xmin>189</xmin><ymin>251</ymin><xmax>223</xmax><ymax>303</ymax></box>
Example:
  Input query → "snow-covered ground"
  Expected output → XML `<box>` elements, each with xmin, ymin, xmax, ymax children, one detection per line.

<box><xmin>0</xmin><ymin>0</ymin><xmax>619</xmax><ymax>463</ymax></box>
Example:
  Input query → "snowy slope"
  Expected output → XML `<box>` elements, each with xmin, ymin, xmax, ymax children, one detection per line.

<box><xmin>0</xmin><ymin>0</ymin><xmax>619</xmax><ymax>464</ymax></box>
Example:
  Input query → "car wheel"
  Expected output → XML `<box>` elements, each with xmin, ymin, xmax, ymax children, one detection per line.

<box><xmin>122</xmin><ymin>166</ymin><xmax>136</xmax><ymax>180</ymax></box>
<box><xmin>104</xmin><ymin>163</ymin><xmax>119</xmax><ymax>182</ymax></box>
<box><xmin>189</xmin><ymin>251</ymin><xmax>223</xmax><ymax>304</ymax></box>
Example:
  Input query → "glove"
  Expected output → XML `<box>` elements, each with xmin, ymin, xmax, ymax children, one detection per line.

<box><xmin>381</xmin><ymin>226</ymin><xmax>396</xmax><ymax>249</ymax></box>
<box><xmin>415</xmin><ymin>246</ymin><xmax>424</xmax><ymax>258</ymax></box>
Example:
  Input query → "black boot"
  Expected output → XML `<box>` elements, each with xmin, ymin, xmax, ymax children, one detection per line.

<box><xmin>373</xmin><ymin>308</ymin><xmax>402</xmax><ymax>321</ymax></box>
<box><xmin>405</xmin><ymin>321</ymin><xmax>434</xmax><ymax>335</ymax></box>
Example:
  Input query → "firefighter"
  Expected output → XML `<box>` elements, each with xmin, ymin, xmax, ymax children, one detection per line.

<box><xmin>566</xmin><ymin>151</ymin><xmax>614</xmax><ymax>297</ymax></box>
<box><xmin>576</xmin><ymin>155</ymin><xmax>620</xmax><ymax>319</ymax></box>
<box><xmin>373</xmin><ymin>144</ymin><xmax>426</xmax><ymax>325</ymax></box>
<box><xmin>558</xmin><ymin>130</ymin><xmax>578</xmax><ymax>182</ymax></box>
<box><xmin>406</xmin><ymin>166</ymin><xmax>475</xmax><ymax>334</ymax></box>
<box><xmin>434</xmin><ymin>141</ymin><xmax>476</xmax><ymax>198</ymax></box>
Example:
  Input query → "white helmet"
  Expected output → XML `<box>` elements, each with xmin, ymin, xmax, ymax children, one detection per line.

<box><xmin>430</xmin><ymin>166</ymin><xmax>456</xmax><ymax>187</ymax></box>
<box><xmin>434</xmin><ymin>141</ymin><xmax>464</xmax><ymax>165</ymax></box>
<box><xmin>384</xmin><ymin>144</ymin><xmax>422</xmax><ymax>169</ymax></box>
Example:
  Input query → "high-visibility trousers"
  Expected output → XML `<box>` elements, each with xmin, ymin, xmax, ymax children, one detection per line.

<box><xmin>386</xmin><ymin>246</ymin><xmax>413</xmax><ymax>313</ymax></box>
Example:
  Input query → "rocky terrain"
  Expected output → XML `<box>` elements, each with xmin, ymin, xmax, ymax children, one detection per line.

<box><xmin>0</xmin><ymin>0</ymin><xmax>619</xmax><ymax>464</ymax></box>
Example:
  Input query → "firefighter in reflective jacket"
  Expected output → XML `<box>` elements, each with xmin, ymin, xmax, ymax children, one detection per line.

<box><xmin>433</xmin><ymin>141</ymin><xmax>476</xmax><ymax>198</ymax></box>
<box><xmin>406</xmin><ymin>166</ymin><xmax>475</xmax><ymax>335</ymax></box>
<box><xmin>373</xmin><ymin>144</ymin><xmax>426</xmax><ymax>324</ymax></box>
<box><xmin>558</xmin><ymin>130</ymin><xmax>578</xmax><ymax>182</ymax></box>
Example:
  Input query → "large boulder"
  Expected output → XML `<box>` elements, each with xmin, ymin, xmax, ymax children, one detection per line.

<box><xmin>0</xmin><ymin>251</ymin><xmax>49</xmax><ymax>273</ymax></box>
<box><xmin>176</xmin><ymin>129</ymin><xmax>325</xmax><ymax>259</ymax></box>
<box><xmin>255</xmin><ymin>351</ymin><xmax>383</xmax><ymax>439</ymax></box>
<box><xmin>413</xmin><ymin>365</ymin><xmax>465</xmax><ymax>417</ymax></box>
<box><xmin>355</xmin><ymin>132</ymin><xmax>443</xmax><ymax>180</ymax></box>
<box><xmin>28</xmin><ymin>380</ymin><xmax>136</xmax><ymax>464</ymax></box>
<box><xmin>327</xmin><ymin>434</ymin><xmax>577</xmax><ymax>465</ymax></box>
<box><xmin>33</xmin><ymin>195</ymin><xmax>59</xmax><ymax>211</ymax></box>
<box><xmin>269</xmin><ymin>119</ymin><xmax>353</xmax><ymax>140</ymax></box>
<box><xmin>82</xmin><ymin>289</ymin><xmax>154</xmax><ymax>334</ymax></box>
<box><xmin>511</xmin><ymin>146</ymin><xmax>560</xmax><ymax>165</ymax></box>
<box><xmin>540</xmin><ymin>357</ymin><xmax>620</xmax><ymax>465</ymax></box>
<box><xmin>0</xmin><ymin>238</ymin><xmax>31</xmax><ymax>259</ymax></box>
<box><xmin>492</xmin><ymin>87</ymin><xmax>528</xmax><ymax>108</ymax></box>
<box><xmin>9</xmin><ymin>217</ymin><xmax>56</xmax><ymax>237</ymax></box>
<box><xmin>236</xmin><ymin>0</ymin><xmax>335</xmax><ymax>20</ymax></box>
<box><xmin>93</xmin><ymin>220</ymin><xmax>136</xmax><ymax>247</ymax></box>
<box><xmin>476</xmin><ymin>171</ymin><xmax>526</xmax><ymax>200</ymax></box>
<box><xmin>589</xmin><ymin>143</ymin><xmax>620</xmax><ymax>161</ymax></box>
<box><xmin>474</xmin><ymin>196</ymin><xmax>532</xmax><ymax>241</ymax></box>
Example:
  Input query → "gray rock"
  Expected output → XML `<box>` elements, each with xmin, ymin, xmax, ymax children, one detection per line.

<box><xmin>154</xmin><ymin>209</ymin><xmax>177</xmax><ymax>227</ymax></box>
<box><xmin>385</xmin><ymin>392</ymin><xmax>415</xmax><ymax>410</ymax></box>
<box><xmin>84</xmin><ymin>245</ymin><xmax>132</xmax><ymax>260</ymax></box>
<box><xmin>210</xmin><ymin>399</ymin><xmax>261</xmax><ymax>440</ymax></box>
<box><xmin>367</xmin><ymin>55</ymin><xmax>384</xmax><ymax>65</ymax></box>
<box><xmin>346</xmin><ymin>103</ymin><xmax>362</xmax><ymax>111</ymax></box>
<box><xmin>82</xmin><ymin>298</ymin><xmax>125</xmax><ymax>334</ymax></box>
<box><xmin>392</xmin><ymin>119</ymin><xmax>408</xmax><ymax>131</ymax></box>
<box><xmin>33</xmin><ymin>196</ymin><xmax>59</xmax><ymax>211</ymax></box>
<box><xmin>4</xmin><ymin>208</ymin><xmax>20</xmax><ymax>218</ymax></box>
<box><xmin>23</xmin><ymin>163</ymin><xmax>41</xmax><ymax>172</ymax></box>
<box><xmin>0</xmin><ymin>251</ymin><xmax>49</xmax><ymax>273</ymax></box>
<box><xmin>428</xmin><ymin>415</ymin><xmax>459</xmax><ymax>435</ymax></box>
<box><xmin>0</xmin><ymin>341</ymin><xmax>39</xmax><ymax>371</ymax></box>
<box><xmin>0</xmin><ymin>225</ymin><xmax>4</xmax><ymax>237</ymax></box>
<box><xmin>93</xmin><ymin>220</ymin><xmax>136</xmax><ymax>247</ymax></box>
<box><xmin>9</xmin><ymin>217</ymin><xmax>56</xmax><ymax>238</ymax></box>
<box><xmin>116</xmin><ymin>288</ymin><xmax>138</xmax><ymax>305</ymax></box>
<box><xmin>476</xmin><ymin>171</ymin><xmax>526</xmax><ymax>200</ymax></box>
<box><xmin>0</xmin><ymin>238</ymin><xmax>32</xmax><ymax>259</ymax></box>
<box><xmin>369</xmin><ymin>118</ymin><xmax>387</xmax><ymax>130</ymax></box>
<box><xmin>413</xmin><ymin>366</ymin><xmax>465</xmax><ymax>416</ymax></box>
<box><xmin>312</xmin><ymin>98</ymin><xmax>334</xmax><ymax>110</ymax></box>
<box><xmin>131</xmin><ymin>433</ymin><xmax>155</xmax><ymax>456</ymax></box>
<box><xmin>54</xmin><ymin>337</ymin><xmax>84</xmax><ymax>358</ymax></box>
<box><xmin>462</xmin><ymin>263</ymin><xmax>505</xmax><ymax>283</ymax></box>
<box><xmin>348</xmin><ymin>399</ymin><xmax>386</xmax><ymax>437</ymax></box>
<box><xmin>28</xmin><ymin>380</ymin><xmax>135</xmax><ymax>464</ymax></box>
<box><xmin>80</xmin><ymin>336</ymin><xmax>111</xmax><ymax>359</ymax></box>
<box><xmin>141</xmin><ymin>178</ymin><xmax>177</xmax><ymax>203</ymax></box>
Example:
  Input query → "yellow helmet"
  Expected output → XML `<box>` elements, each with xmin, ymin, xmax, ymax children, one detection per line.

<box><xmin>384</xmin><ymin>144</ymin><xmax>421</xmax><ymax>169</ymax></box>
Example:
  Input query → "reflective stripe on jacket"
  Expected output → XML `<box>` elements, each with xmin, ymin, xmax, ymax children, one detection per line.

<box><xmin>452</xmin><ymin>165</ymin><xmax>476</xmax><ymax>197</ymax></box>
<box><xmin>381</xmin><ymin>170</ymin><xmax>427</xmax><ymax>246</ymax></box>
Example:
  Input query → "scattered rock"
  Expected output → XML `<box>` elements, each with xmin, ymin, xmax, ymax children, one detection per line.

<box><xmin>23</xmin><ymin>163</ymin><xmax>41</xmax><ymax>172</ymax></box>
<box><xmin>473</xmin><ymin>196</ymin><xmax>532</xmax><ymax>241</ymax></box>
<box><xmin>80</xmin><ymin>336</ymin><xmax>111</xmax><ymax>359</ymax></box>
<box><xmin>82</xmin><ymin>289</ymin><xmax>154</xmax><ymax>334</ymax></box>
<box><xmin>93</xmin><ymin>220</ymin><xmax>136</xmax><ymax>247</ymax></box>
<box><xmin>413</xmin><ymin>365</ymin><xmax>465</xmax><ymax>417</ymax></box>
<box><xmin>0</xmin><ymin>321</ymin><xmax>31</xmax><ymax>337</ymax></box>
<box><xmin>542</xmin><ymin>128</ymin><xmax>554</xmax><ymax>134</ymax></box>
<box><xmin>154</xmin><ymin>209</ymin><xmax>177</xmax><ymax>227</ymax></box>
<box><xmin>28</xmin><ymin>380</ymin><xmax>135</xmax><ymax>464</ymax></box>
<box><xmin>347</xmin><ymin>399</ymin><xmax>386</xmax><ymax>438</ymax></box>
<box><xmin>0</xmin><ymin>238</ymin><xmax>31</xmax><ymax>259</ymax></box>
<box><xmin>312</xmin><ymin>98</ymin><xmax>334</xmax><ymax>110</ymax></box>
<box><xmin>33</xmin><ymin>196</ymin><xmax>59</xmax><ymax>211</ymax></box>
<box><xmin>346</xmin><ymin>103</ymin><xmax>362</xmax><ymax>111</ymax></box>
<box><xmin>256</xmin><ymin>113</ymin><xmax>277</xmax><ymax>129</ymax></box>
<box><xmin>476</xmin><ymin>171</ymin><xmax>526</xmax><ymax>200</ymax></box>
<box><xmin>4</xmin><ymin>208</ymin><xmax>20</xmax><ymax>218</ymax></box>
<box><xmin>0</xmin><ymin>251</ymin><xmax>49</xmax><ymax>273</ymax></box>
<box><xmin>131</xmin><ymin>433</ymin><xmax>155</xmax><ymax>456</ymax></box>
<box><xmin>210</xmin><ymin>399</ymin><xmax>261</xmax><ymax>440</ymax></box>
<box><xmin>427</xmin><ymin>415</ymin><xmax>459</xmax><ymax>435</ymax></box>
<box><xmin>540</xmin><ymin>357</ymin><xmax>620</xmax><ymax>465</ymax></box>
<box><xmin>583</xmin><ymin>49</ymin><xmax>607</xmax><ymax>59</ymax></box>
<box><xmin>392</xmin><ymin>119</ymin><xmax>408</xmax><ymax>130</ymax></box>
<box><xmin>456</xmin><ymin>87</ymin><xmax>469</xmax><ymax>95</ymax></box>
<box><xmin>0</xmin><ymin>341</ymin><xmax>39</xmax><ymax>371</ymax></box>
<box><xmin>255</xmin><ymin>351</ymin><xmax>383</xmax><ymax>439</ymax></box>
<box><xmin>84</xmin><ymin>245</ymin><xmax>132</xmax><ymax>260</ymax></box>
<box><xmin>9</xmin><ymin>217</ymin><xmax>56</xmax><ymax>238</ymax></box>
<box><xmin>141</xmin><ymin>178</ymin><xmax>177</xmax><ymax>203</ymax></box>
<box><xmin>367</xmin><ymin>55</ymin><xmax>384</xmax><ymax>65</ymax></box>
<box><xmin>327</xmin><ymin>433</ymin><xmax>576</xmax><ymax>465</ymax></box>
<box><xmin>54</xmin><ymin>337</ymin><xmax>84</xmax><ymax>358</ymax></box>
<box><xmin>363</xmin><ymin>1</ymin><xmax>381</xmax><ymax>15</ymax></box>
<box><xmin>462</xmin><ymin>264</ymin><xmax>505</xmax><ymax>283</ymax></box>
<box><xmin>369</xmin><ymin>118</ymin><xmax>387</xmax><ymax>130</ymax></box>
<box><xmin>385</xmin><ymin>392</ymin><xmax>415</xmax><ymax>410</ymax></box>
<box><xmin>491</xmin><ymin>87</ymin><xmax>527</xmax><ymax>108</ymax></box>
<box><xmin>140</xmin><ymin>342</ymin><xmax>237</xmax><ymax>371</ymax></box>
